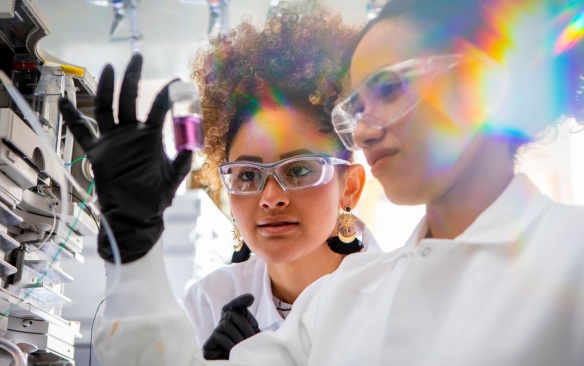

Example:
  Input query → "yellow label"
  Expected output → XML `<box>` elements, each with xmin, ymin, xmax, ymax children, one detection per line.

<box><xmin>60</xmin><ymin>64</ymin><xmax>85</xmax><ymax>77</ymax></box>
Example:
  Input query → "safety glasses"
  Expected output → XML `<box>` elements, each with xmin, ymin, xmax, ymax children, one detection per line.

<box><xmin>219</xmin><ymin>153</ymin><xmax>351</xmax><ymax>195</ymax></box>
<box><xmin>332</xmin><ymin>54</ymin><xmax>468</xmax><ymax>150</ymax></box>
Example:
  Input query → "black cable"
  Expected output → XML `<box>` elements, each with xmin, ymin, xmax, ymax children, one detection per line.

<box><xmin>67</xmin><ymin>190</ymin><xmax>100</xmax><ymax>230</ymax></box>
<box><xmin>28</xmin><ymin>186</ymin><xmax>100</xmax><ymax>230</ymax></box>
<box><xmin>89</xmin><ymin>298</ymin><xmax>106</xmax><ymax>366</ymax></box>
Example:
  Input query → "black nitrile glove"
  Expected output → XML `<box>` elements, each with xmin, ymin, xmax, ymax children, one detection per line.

<box><xmin>203</xmin><ymin>293</ymin><xmax>261</xmax><ymax>360</ymax></box>
<box><xmin>58</xmin><ymin>54</ymin><xmax>192</xmax><ymax>263</ymax></box>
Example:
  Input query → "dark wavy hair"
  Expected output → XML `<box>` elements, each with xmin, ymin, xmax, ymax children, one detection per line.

<box><xmin>192</xmin><ymin>1</ymin><xmax>359</xmax><ymax>194</ymax></box>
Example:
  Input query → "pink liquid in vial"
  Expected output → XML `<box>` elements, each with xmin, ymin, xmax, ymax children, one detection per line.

<box><xmin>173</xmin><ymin>115</ymin><xmax>204</xmax><ymax>151</ymax></box>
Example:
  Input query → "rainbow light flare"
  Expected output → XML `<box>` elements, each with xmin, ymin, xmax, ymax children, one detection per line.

<box><xmin>416</xmin><ymin>0</ymin><xmax>582</xmax><ymax>172</ymax></box>
<box><xmin>459</xmin><ymin>2</ymin><xmax>579</xmax><ymax>132</ymax></box>
<box><xmin>250</xmin><ymin>87</ymin><xmax>290</xmax><ymax>153</ymax></box>
<box><xmin>554</xmin><ymin>7</ymin><xmax>584</xmax><ymax>55</ymax></box>
<box><xmin>232</xmin><ymin>84</ymin><xmax>337</xmax><ymax>156</ymax></box>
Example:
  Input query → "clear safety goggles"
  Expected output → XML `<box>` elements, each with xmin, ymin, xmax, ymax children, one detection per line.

<box><xmin>219</xmin><ymin>153</ymin><xmax>351</xmax><ymax>195</ymax></box>
<box><xmin>332</xmin><ymin>54</ymin><xmax>468</xmax><ymax>150</ymax></box>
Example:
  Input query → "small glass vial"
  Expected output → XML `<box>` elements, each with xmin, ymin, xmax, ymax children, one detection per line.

<box><xmin>168</xmin><ymin>81</ymin><xmax>204</xmax><ymax>151</ymax></box>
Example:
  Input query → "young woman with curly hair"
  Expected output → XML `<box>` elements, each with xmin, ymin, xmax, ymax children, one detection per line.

<box><xmin>179</xmin><ymin>2</ymin><xmax>379</xmax><ymax>359</ymax></box>
<box><xmin>59</xmin><ymin>1</ymin><xmax>379</xmax><ymax>363</ymax></box>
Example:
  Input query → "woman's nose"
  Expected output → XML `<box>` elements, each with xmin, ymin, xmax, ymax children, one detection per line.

<box><xmin>259</xmin><ymin>176</ymin><xmax>290</xmax><ymax>209</ymax></box>
<box><xmin>353</xmin><ymin>114</ymin><xmax>386</xmax><ymax>149</ymax></box>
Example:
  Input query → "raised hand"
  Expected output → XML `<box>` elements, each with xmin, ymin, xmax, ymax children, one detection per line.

<box><xmin>58</xmin><ymin>54</ymin><xmax>192</xmax><ymax>263</ymax></box>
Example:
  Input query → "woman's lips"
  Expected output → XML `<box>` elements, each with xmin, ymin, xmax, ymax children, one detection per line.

<box><xmin>367</xmin><ymin>148</ymin><xmax>399</xmax><ymax>173</ymax></box>
<box><xmin>257</xmin><ymin>221</ymin><xmax>298</xmax><ymax>235</ymax></box>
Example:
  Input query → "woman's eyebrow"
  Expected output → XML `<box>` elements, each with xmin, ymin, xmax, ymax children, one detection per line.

<box><xmin>232</xmin><ymin>149</ymin><xmax>315</xmax><ymax>163</ymax></box>
<box><xmin>280</xmin><ymin>149</ymin><xmax>314</xmax><ymax>159</ymax></box>
<box><xmin>233</xmin><ymin>155</ymin><xmax>263</xmax><ymax>163</ymax></box>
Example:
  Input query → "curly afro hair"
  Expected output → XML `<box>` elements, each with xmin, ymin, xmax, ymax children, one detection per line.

<box><xmin>192</xmin><ymin>1</ymin><xmax>359</xmax><ymax>195</ymax></box>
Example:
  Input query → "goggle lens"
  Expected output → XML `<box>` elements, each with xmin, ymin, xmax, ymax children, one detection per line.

<box><xmin>219</xmin><ymin>154</ymin><xmax>350</xmax><ymax>195</ymax></box>
<box><xmin>332</xmin><ymin>54</ymin><xmax>467</xmax><ymax>150</ymax></box>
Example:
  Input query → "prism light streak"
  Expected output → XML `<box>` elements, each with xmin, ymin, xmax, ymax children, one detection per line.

<box><xmin>419</xmin><ymin>1</ymin><xmax>582</xmax><ymax>173</ymax></box>
<box><xmin>554</xmin><ymin>8</ymin><xmax>584</xmax><ymax>55</ymax></box>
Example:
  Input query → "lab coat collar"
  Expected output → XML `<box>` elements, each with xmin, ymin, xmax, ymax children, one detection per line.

<box><xmin>255</xmin><ymin>258</ymin><xmax>285</xmax><ymax>331</ymax></box>
<box><xmin>409</xmin><ymin>174</ymin><xmax>553</xmax><ymax>247</ymax></box>
<box><xmin>357</xmin><ymin>217</ymin><xmax>383</xmax><ymax>252</ymax></box>
<box><xmin>253</xmin><ymin>219</ymin><xmax>382</xmax><ymax>330</ymax></box>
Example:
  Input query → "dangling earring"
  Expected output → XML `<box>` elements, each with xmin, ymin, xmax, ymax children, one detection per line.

<box><xmin>326</xmin><ymin>206</ymin><xmax>363</xmax><ymax>255</ymax></box>
<box><xmin>231</xmin><ymin>218</ymin><xmax>251</xmax><ymax>263</ymax></box>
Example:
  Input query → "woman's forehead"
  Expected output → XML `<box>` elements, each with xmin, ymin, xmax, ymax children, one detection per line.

<box><xmin>351</xmin><ymin>19</ymin><xmax>427</xmax><ymax>87</ymax></box>
<box><xmin>351</xmin><ymin>17</ymin><xmax>458</xmax><ymax>88</ymax></box>
<box><xmin>228</xmin><ymin>107</ymin><xmax>338</xmax><ymax>161</ymax></box>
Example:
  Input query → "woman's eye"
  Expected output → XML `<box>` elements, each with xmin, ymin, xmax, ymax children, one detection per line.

<box><xmin>365</xmin><ymin>70</ymin><xmax>405</xmax><ymax>104</ymax></box>
<box><xmin>350</xmin><ymin>95</ymin><xmax>365</xmax><ymax>114</ymax></box>
<box><xmin>286</xmin><ymin>165</ymin><xmax>313</xmax><ymax>177</ymax></box>
<box><xmin>375</xmin><ymin>80</ymin><xmax>403</xmax><ymax>101</ymax></box>
<box><xmin>239</xmin><ymin>169</ymin><xmax>261</xmax><ymax>182</ymax></box>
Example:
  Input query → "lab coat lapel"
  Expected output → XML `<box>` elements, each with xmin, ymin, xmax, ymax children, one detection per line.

<box><xmin>382</xmin><ymin>173</ymin><xmax>558</xmax><ymax>365</ymax></box>
<box><xmin>255</xmin><ymin>259</ymin><xmax>285</xmax><ymax>331</ymax></box>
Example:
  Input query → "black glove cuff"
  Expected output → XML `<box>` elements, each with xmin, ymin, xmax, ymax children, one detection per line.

<box><xmin>97</xmin><ymin>218</ymin><xmax>164</xmax><ymax>263</ymax></box>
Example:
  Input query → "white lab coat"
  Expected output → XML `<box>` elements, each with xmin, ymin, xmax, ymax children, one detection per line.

<box><xmin>94</xmin><ymin>174</ymin><xmax>584</xmax><ymax>366</ymax></box>
<box><xmin>180</xmin><ymin>219</ymin><xmax>381</xmax><ymax>346</ymax></box>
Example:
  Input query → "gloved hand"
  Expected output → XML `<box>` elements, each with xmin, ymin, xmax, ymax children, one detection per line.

<box><xmin>203</xmin><ymin>293</ymin><xmax>261</xmax><ymax>360</ymax></box>
<box><xmin>58</xmin><ymin>54</ymin><xmax>192</xmax><ymax>263</ymax></box>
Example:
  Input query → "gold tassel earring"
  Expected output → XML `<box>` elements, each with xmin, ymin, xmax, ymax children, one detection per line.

<box><xmin>326</xmin><ymin>206</ymin><xmax>363</xmax><ymax>254</ymax></box>
<box><xmin>231</xmin><ymin>218</ymin><xmax>251</xmax><ymax>263</ymax></box>
<box><xmin>232</xmin><ymin>218</ymin><xmax>244</xmax><ymax>251</ymax></box>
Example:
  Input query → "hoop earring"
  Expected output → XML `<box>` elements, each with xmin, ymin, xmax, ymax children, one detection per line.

<box><xmin>326</xmin><ymin>206</ymin><xmax>363</xmax><ymax>255</ymax></box>
<box><xmin>231</xmin><ymin>218</ymin><xmax>251</xmax><ymax>263</ymax></box>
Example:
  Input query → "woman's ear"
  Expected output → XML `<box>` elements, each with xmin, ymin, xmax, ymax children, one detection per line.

<box><xmin>341</xmin><ymin>164</ymin><xmax>366</xmax><ymax>208</ymax></box>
